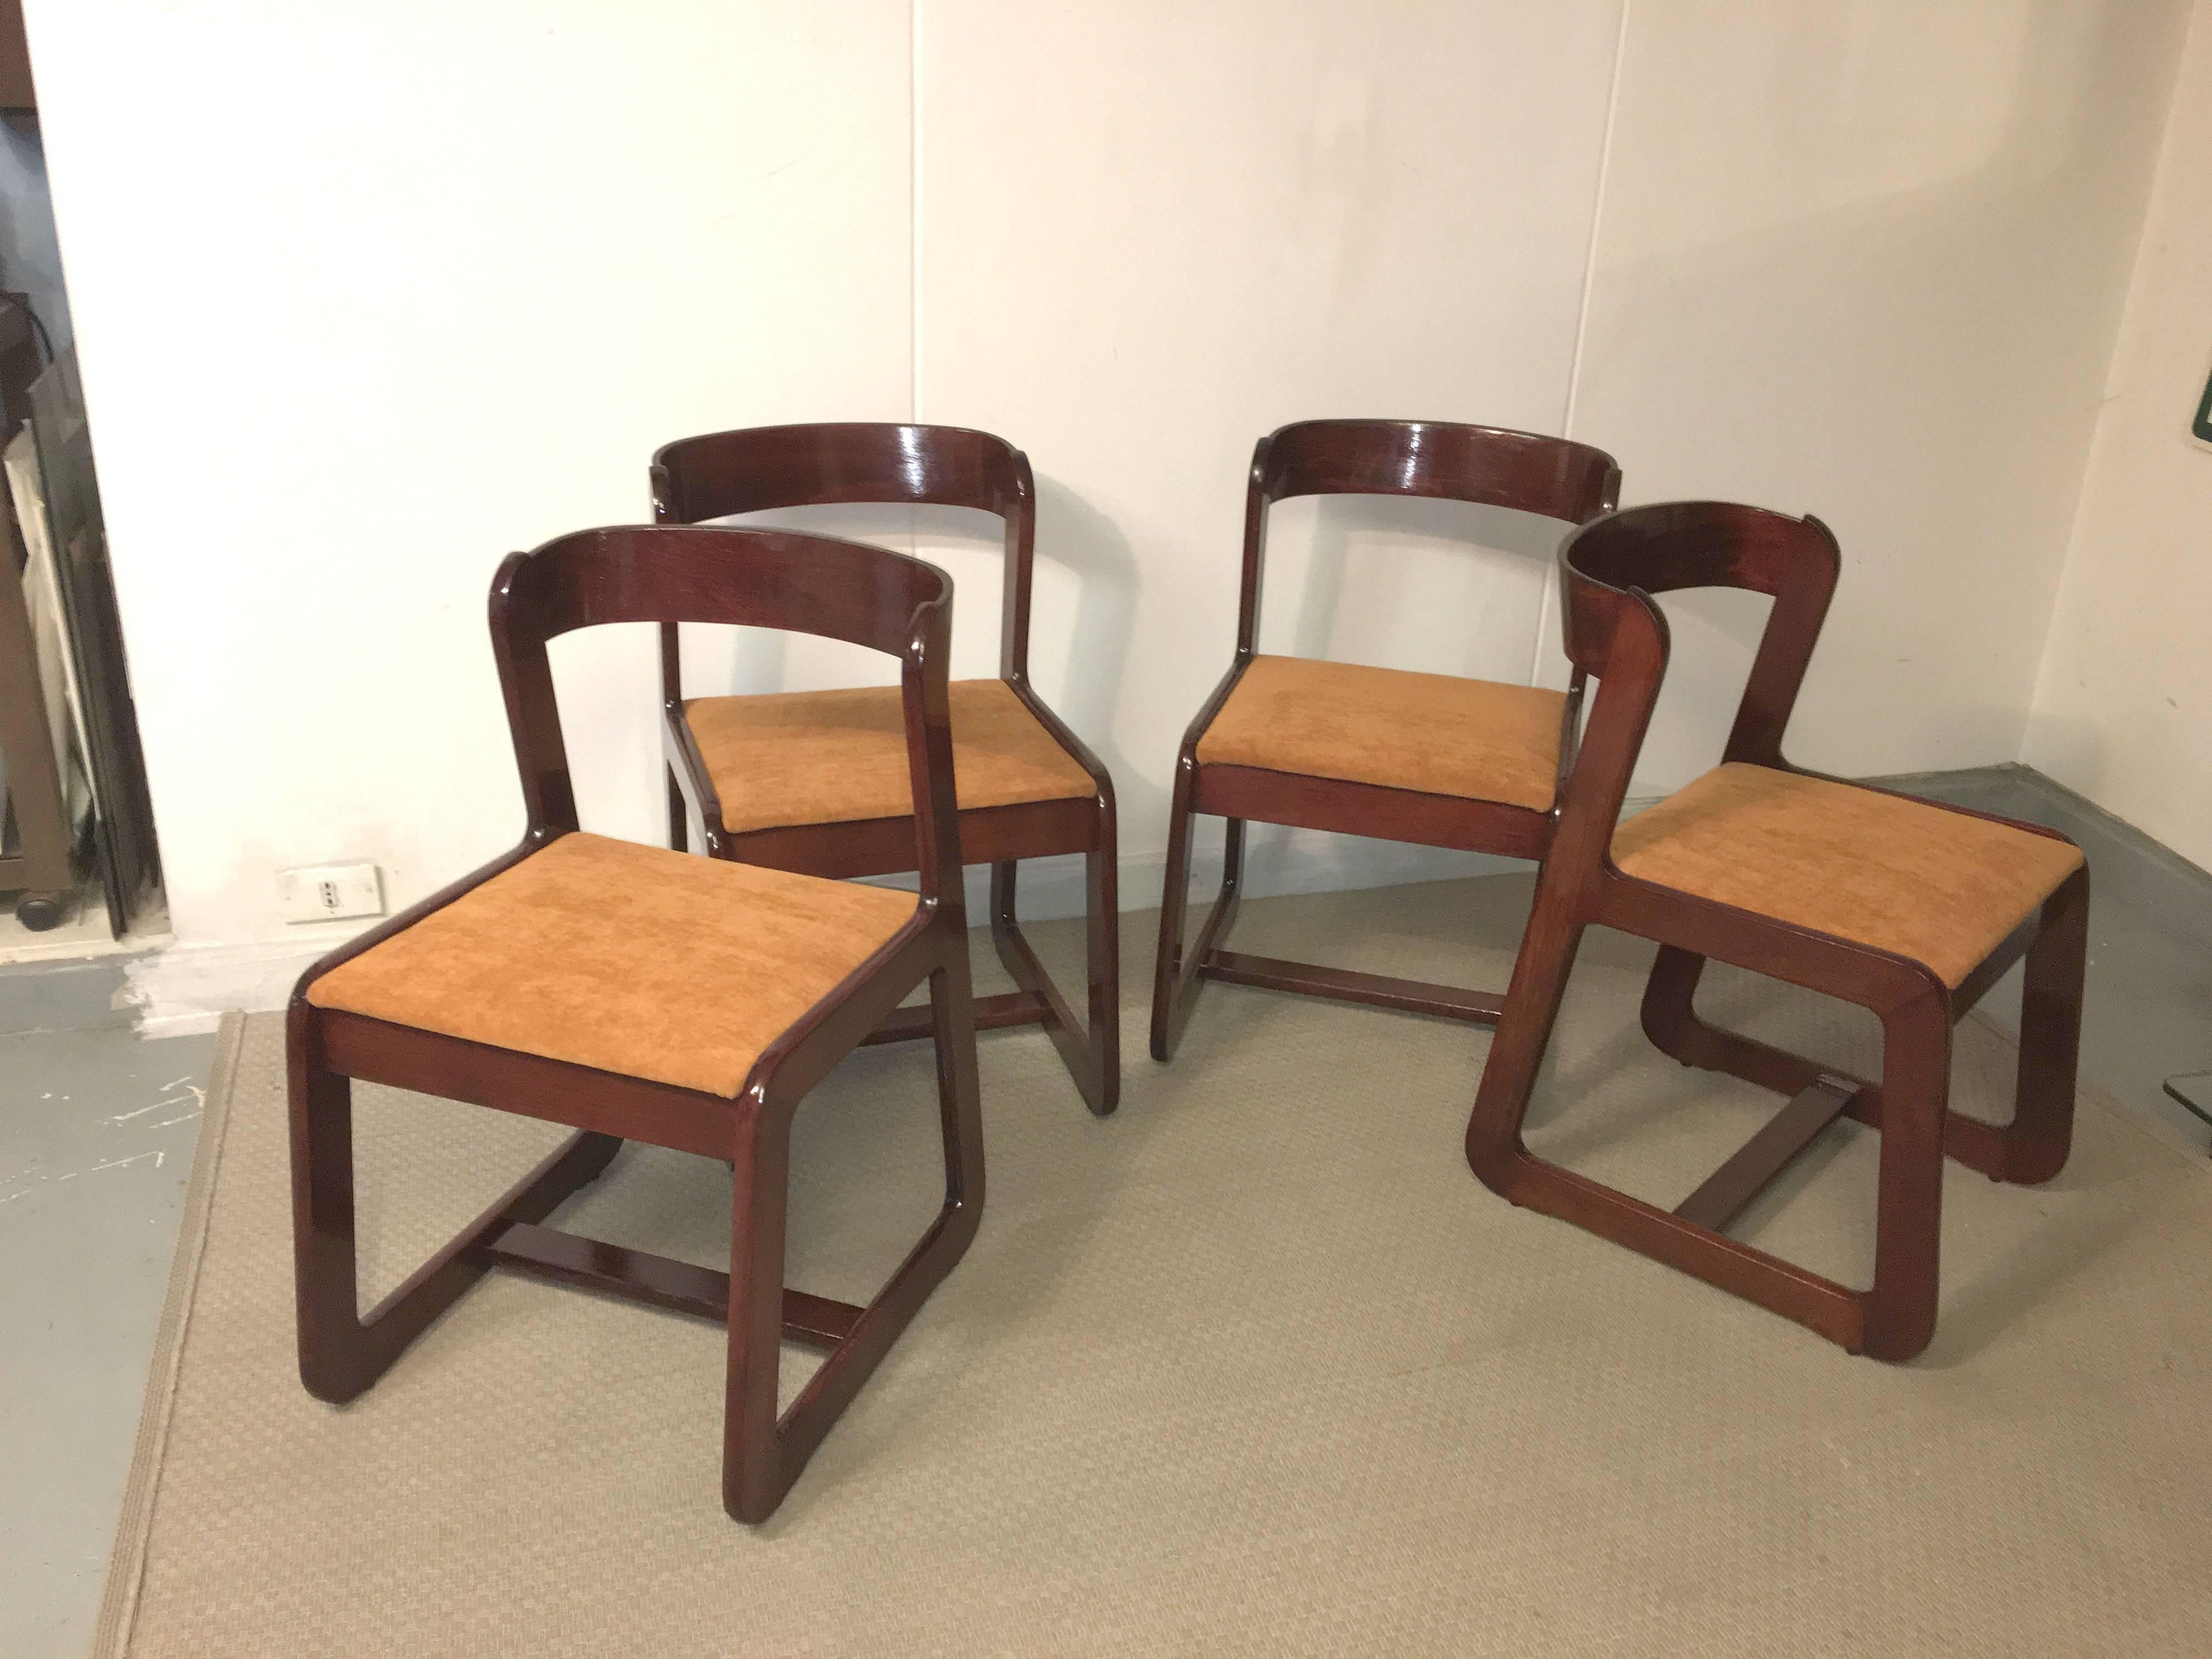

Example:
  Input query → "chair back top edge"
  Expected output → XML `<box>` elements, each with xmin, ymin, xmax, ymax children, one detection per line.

<box><xmin>652</xmin><ymin>421</ymin><xmax>1026</xmax><ymax>523</ymax></box>
<box><xmin>1256</xmin><ymin>419</ymin><xmax>1621</xmax><ymax>522</ymax></box>
<box><xmin>495</xmin><ymin>523</ymin><xmax>953</xmax><ymax>662</ymax></box>
<box><xmin>1563</xmin><ymin>500</ymin><xmax>1835</xmax><ymax>603</ymax></box>
<box><xmin>1558</xmin><ymin>500</ymin><xmax>1841</xmax><ymax>771</ymax></box>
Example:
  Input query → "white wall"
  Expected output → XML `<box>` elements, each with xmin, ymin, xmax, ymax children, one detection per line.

<box><xmin>1574</xmin><ymin>0</ymin><xmax>2187</xmax><ymax>792</ymax></box>
<box><xmin>2025</xmin><ymin>1</ymin><xmax>2212</xmax><ymax>873</ymax></box>
<box><xmin>26</xmin><ymin>0</ymin><xmax>916</xmax><ymax>959</ymax></box>
<box><xmin>16</xmin><ymin>0</ymin><xmax>2192</xmax><ymax>1006</ymax></box>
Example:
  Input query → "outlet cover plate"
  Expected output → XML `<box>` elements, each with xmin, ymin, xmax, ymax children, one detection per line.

<box><xmin>278</xmin><ymin>863</ymin><xmax>384</xmax><ymax>925</ymax></box>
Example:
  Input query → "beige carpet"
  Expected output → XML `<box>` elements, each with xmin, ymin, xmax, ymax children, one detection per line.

<box><xmin>99</xmin><ymin>874</ymin><xmax>2212</xmax><ymax>1657</ymax></box>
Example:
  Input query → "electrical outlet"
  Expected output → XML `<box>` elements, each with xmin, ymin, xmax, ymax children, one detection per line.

<box><xmin>277</xmin><ymin>862</ymin><xmax>384</xmax><ymax>925</ymax></box>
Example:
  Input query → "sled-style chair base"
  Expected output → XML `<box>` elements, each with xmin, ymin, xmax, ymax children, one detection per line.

<box><xmin>1152</xmin><ymin>420</ymin><xmax>1621</xmax><ymax>1062</ymax></box>
<box><xmin>289</xmin><ymin>527</ymin><xmax>985</xmax><ymax>1523</ymax></box>
<box><xmin>1464</xmin><ymin>505</ymin><xmax>2089</xmax><ymax>1362</ymax></box>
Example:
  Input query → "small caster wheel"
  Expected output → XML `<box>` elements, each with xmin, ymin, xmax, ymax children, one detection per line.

<box><xmin>14</xmin><ymin>891</ymin><xmax>68</xmax><ymax>931</ymax></box>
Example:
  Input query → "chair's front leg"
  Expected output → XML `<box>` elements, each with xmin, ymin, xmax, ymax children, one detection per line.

<box><xmin>1863</xmin><ymin>987</ymin><xmax>1952</xmax><ymax>1361</ymax></box>
<box><xmin>1150</xmin><ymin>770</ymin><xmax>1244</xmax><ymax>1062</ymax></box>
<box><xmin>1464</xmin><ymin>904</ymin><xmax>1587</xmax><ymax>1185</ymax></box>
<box><xmin>289</xmin><ymin>1006</ymin><xmax>622</xmax><ymax>1404</ymax></box>
<box><xmin>1149</xmin><ymin>762</ymin><xmax>1199</xmax><ymax>1062</ymax></box>
<box><xmin>992</xmin><ymin>851</ymin><xmax>1119</xmax><ymax>1116</ymax></box>
<box><xmin>290</xmin><ymin>1018</ymin><xmax>369</xmax><ymax>1403</ymax></box>
<box><xmin>724</xmin><ymin>1098</ymin><xmax>795</xmax><ymax>1524</ymax></box>
<box><xmin>2006</xmin><ymin>866</ymin><xmax>2086</xmax><ymax>1185</ymax></box>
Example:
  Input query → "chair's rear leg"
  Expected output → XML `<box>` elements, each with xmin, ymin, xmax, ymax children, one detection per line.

<box><xmin>2005</xmin><ymin>866</ymin><xmax>2086</xmax><ymax>1184</ymax></box>
<box><xmin>668</xmin><ymin>766</ymin><xmax>689</xmax><ymax>854</ymax></box>
<box><xmin>1863</xmin><ymin>989</ymin><xmax>1953</xmax><ymax>1361</ymax></box>
<box><xmin>930</xmin><ymin>956</ymin><xmax>988</xmax><ymax>1226</ymax></box>
<box><xmin>1084</xmin><ymin>832</ymin><xmax>1121</xmax><ymax>1113</ymax></box>
<box><xmin>992</xmin><ymin>854</ymin><xmax>1119</xmax><ymax>1116</ymax></box>
<box><xmin>1642</xmin><ymin>945</ymin><xmax>1717</xmax><ymax>1065</ymax></box>
<box><xmin>723</xmin><ymin>1103</ymin><xmax>794</xmax><ymax>1524</ymax></box>
<box><xmin>1642</xmin><ymin>942</ymin><xmax>1854</xmax><ymax>1103</ymax></box>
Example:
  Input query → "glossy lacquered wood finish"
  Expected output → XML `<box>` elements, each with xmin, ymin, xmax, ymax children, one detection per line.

<box><xmin>1463</xmin><ymin>502</ymin><xmax>2088</xmax><ymax>1361</ymax></box>
<box><xmin>653</xmin><ymin>422</ymin><xmax>1120</xmax><ymax>1115</ymax></box>
<box><xmin>1150</xmin><ymin>419</ymin><xmax>1621</xmax><ymax>1060</ymax></box>
<box><xmin>289</xmin><ymin>525</ymin><xmax>985</xmax><ymax>1523</ymax></box>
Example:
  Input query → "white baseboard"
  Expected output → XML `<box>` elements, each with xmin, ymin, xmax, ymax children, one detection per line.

<box><xmin>125</xmin><ymin>808</ymin><xmax>1662</xmax><ymax>1035</ymax></box>
<box><xmin>123</xmin><ymin>928</ymin><xmax>354</xmax><ymax>1037</ymax></box>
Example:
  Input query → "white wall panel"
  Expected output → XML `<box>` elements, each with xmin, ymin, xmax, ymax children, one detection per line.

<box><xmin>1572</xmin><ymin>0</ymin><xmax>2186</xmax><ymax>794</ymax></box>
<box><xmin>913</xmin><ymin>0</ymin><xmax>1623</xmax><ymax>876</ymax></box>
<box><xmin>27</xmin><ymin>0</ymin><xmax>915</xmax><ymax>945</ymax></box>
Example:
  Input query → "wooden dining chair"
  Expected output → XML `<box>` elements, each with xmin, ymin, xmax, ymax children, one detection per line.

<box><xmin>289</xmin><ymin>524</ymin><xmax>985</xmax><ymax>1523</ymax></box>
<box><xmin>652</xmin><ymin>423</ymin><xmax>1120</xmax><ymax>1115</ymax></box>
<box><xmin>1150</xmin><ymin>419</ymin><xmax>1621</xmax><ymax>1059</ymax></box>
<box><xmin>1464</xmin><ymin>502</ymin><xmax>2089</xmax><ymax>1361</ymax></box>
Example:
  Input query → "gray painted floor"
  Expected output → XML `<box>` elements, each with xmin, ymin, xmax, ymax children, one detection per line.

<box><xmin>1892</xmin><ymin>764</ymin><xmax>2212</xmax><ymax>1153</ymax></box>
<box><xmin>0</xmin><ymin>764</ymin><xmax>2205</xmax><ymax>1657</ymax></box>
<box><xmin>1</xmin><ymin>1016</ymin><xmax>216</xmax><ymax>1659</ymax></box>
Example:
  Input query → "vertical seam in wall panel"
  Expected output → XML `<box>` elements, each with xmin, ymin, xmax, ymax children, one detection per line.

<box><xmin>908</xmin><ymin>0</ymin><xmax>919</xmax><ymax>427</ymax></box>
<box><xmin>2023</xmin><ymin>0</ymin><xmax>2198</xmax><ymax>749</ymax></box>
<box><xmin>1528</xmin><ymin>0</ymin><xmax>1632</xmax><ymax>686</ymax></box>
<box><xmin>907</xmin><ymin>0</ymin><xmax>921</xmax><ymax>561</ymax></box>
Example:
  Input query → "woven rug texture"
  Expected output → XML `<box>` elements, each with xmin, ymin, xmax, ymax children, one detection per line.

<box><xmin>98</xmin><ymin>874</ymin><xmax>2212</xmax><ymax>1657</ymax></box>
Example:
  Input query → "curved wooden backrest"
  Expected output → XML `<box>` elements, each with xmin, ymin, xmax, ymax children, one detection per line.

<box><xmin>1232</xmin><ymin>419</ymin><xmax>1622</xmax><ymax>654</ymax></box>
<box><xmin>1256</xmin><ymin>419</ymin><xmax>1621</xmax><ymax>519</ymax></box>
<box><xmin>650</xmin><ymin>421</ymin><xmax>1037</xmax><ymax>684</ymax></box>
<box><xmin>489</xmin><ymin>524</ymin><xmax>962</xmax><ymax>904</ymax></box>
<box><xmin>1554</xmin><ymin>501</ymin><xmax>1842</xmax><ymax>864</ymax></box>
<box><xmin>651</xmin><ymin>422</ymin><xmax>1029</xmax><ymax>522</ymax></box>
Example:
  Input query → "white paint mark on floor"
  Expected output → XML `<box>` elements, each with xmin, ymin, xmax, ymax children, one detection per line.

<box><xmin>111</xmin><ymin>1082</ymin><xmax>205</xmax><ymax>1124</ymax></box>
<box><xmin>86</xmin><ymin>1150</ymin><xmax>164</xmax><ymax>1174</ymax></box>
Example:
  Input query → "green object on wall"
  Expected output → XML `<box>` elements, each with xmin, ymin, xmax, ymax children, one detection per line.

<box><xmin>2195</xmin><ymin>368</ymin><xmax>2212</xmax><ymax>443</ymax></box>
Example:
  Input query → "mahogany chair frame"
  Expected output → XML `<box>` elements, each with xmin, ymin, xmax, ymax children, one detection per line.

<box><xmin>1463</xmin><ymin>503</ymin><xmax>2087</xmax><ymax>1361</ymax></box>
<box><xmin>289</xmin><ymin>525</ymin><xmax>985</xmax><ymax>1523</ymax></box>
<box><xmin>653</xmin><ymin>423</ymin><xmax>1120</xmax><ymax>1115</ymax></box>
<box><xmin>1150</xmin><ymin>419</ymin><xmax>1622</xmax><ymax>1060</ymax></box>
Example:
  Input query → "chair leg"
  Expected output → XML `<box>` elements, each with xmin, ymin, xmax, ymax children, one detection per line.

<box><xmin>1862</xmin><ymin>988</ymin><xmax>1952</xmax><ymax>1361</ymax></box>
<box><xmin>1084</xmin><ymin>830</ymin><xmax>1122</xmax><ymax>1111</ymax></box>
<box><xmin>723</xmin><ymin>1102</ymin><xmax>795</xmax><ymax>1523</ymax></box>
<box><xmin>1466</xmin><ymin>914</ymin><xmax>1871</xmax><ymax>1355</ymax></box>
<box><xmin>723</xmin><ymin>956</ymin><xmax>986</xmax><ymax>1523</ymax></box>
<box><xmin>1463</xmin><ymin>900</ymin><xmax>1587</xmax><ymax>1182</ymax></box>
<box><xmin>1150</xmin><ymin>762</ymin><xmax>1243</xmax><ymax>1062</ymax></box>
<box><xmin>989</xmin><ymin>839</ymin><xmax>1121</xmax><ymax>1115</ymax></box>
<box><xmin>1148</xmin><ymin>766</ymin><xmax>1197</xmax><ymax>1062</ymax></box>
<box><xmin>288</xmin><ymin>1008</ymin><xmax>620</xmax><ymax>1403</ymax></box>
<box><xmin>667</xmin><ymin>766</ymin><xmax>689</xmax><ymax>854</ymax></box>
<box><xmin>1641</xmin><ymin>945</ymin><xmax>1824</xmax><ymax>1098</ymax></box>
<box><xmin>291</xmin><ymin>1037</ymin><xmax>371</xmax><ymax>1402</ymax></box>
<box><xmin>2005</xmin><ymin>866</ymin><xmax>2086</xmax><ymax>1185</ymax></box>
<box><xmin>1644</xmin><ymin>888</ymin><xmax>2086</xmax><ymax>1195</ymax></box>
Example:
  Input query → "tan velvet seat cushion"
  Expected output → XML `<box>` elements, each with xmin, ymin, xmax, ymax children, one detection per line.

<box><xmin>1195</xmin><ymin>654</ymin><xmax>1566</xmax><ymax>811</ymax></box>
<box><xmin>685</xmin><ymin>678</ymin><xmax>1094</xmax><ymax>834</ymax></box>
<box><xmin>1611</xmin><ymin>764</ymin><xmax>2085</xmax><ymax>989</ymax></box>
<box><xmin>305</xmin><ymin>833</ymin><xmax>916</xmax><ymax>1097</ymax></box>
